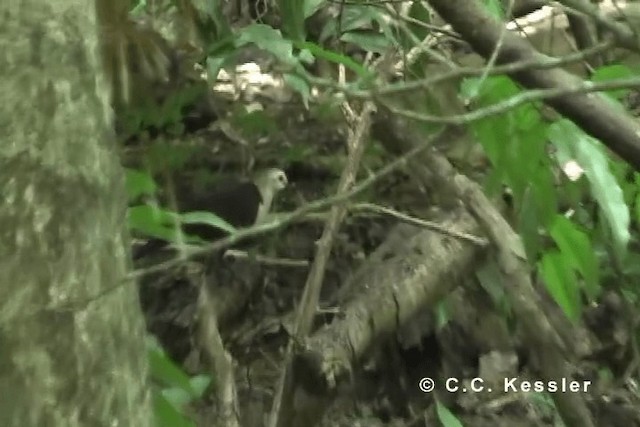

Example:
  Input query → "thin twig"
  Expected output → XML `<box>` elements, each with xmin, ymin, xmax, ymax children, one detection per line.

<box><xmin>222</xmin><ymin>250</ymin><xmax>309</xmax><ymax>268</ymax></box>
<box><xmin>268</xmin><ymin>99</ymin><xmax>377</xmax><ymax>427</ymax></box>
<box><xmin>351</xmin><ymin>203</ymin><xmax>488</xmax><ymax>246</ymax></box>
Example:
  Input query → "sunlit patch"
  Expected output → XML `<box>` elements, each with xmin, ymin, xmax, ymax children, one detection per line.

<box><xmin>562</xmin><ymin>160</ymin><xmax>584</xmax><ymax>181</ymax></box>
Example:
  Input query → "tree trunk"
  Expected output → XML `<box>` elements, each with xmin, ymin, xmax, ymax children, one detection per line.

<box><xmin>0</xmin><ymin>2</ymin><xmax>153</xmax><ymax>426</ymax></box>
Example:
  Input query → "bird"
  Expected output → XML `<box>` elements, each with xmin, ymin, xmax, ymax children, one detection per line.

<box><xmin>179</xmin><ymin>167</ymin><xmax>288</xmax><ymax>240</ymax></box>
<box><xmin>132</xmin><ymin>168</ymin><xmax>288</xmax><ymax>259</ymax></box>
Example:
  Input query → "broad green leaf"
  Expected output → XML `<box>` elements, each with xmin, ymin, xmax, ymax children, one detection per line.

<box><xmin>189</xmin><ymin>375</ymin><xmax>213</xmax><ymax>398</ymax></box>
<box><xmin>518</xmin><ymin>186</ymin><xmax>543</xmax><ymax>260</ymax></box>
<box><xmin>529</xmin><ymin>169</ymin><xmax>558</xmax><ymax>227</ymax></box>
<box><xmin>476</xmin><ymin>262</ymin><xmax>507</xmax><ymax>307</ymax></box>
<box><xmin>147</xmin><ymin>341</ymin><xmax>194</xmax><ymax>394</ymax></box>
<box><xmin>128</xmin><ymin>205</ymin><xmax>178</xmax><ymax>241</ymax></box>
<box><xmin>284</xmin><ymin>73</ymin><xmax>311</xmax><ymax>106</ymax></box>
<box><xmin>236</xmin><ymin>24</ymin><xmax>295</xmax><ymax>65</ymax></box>
<box><xmin>481</xmin><ymin>0</ymin><xmax>504</xmax><ymax>19</ymax></box>
<box><xmin>131</xmin><ymin>0</ymin><xmax>147</xmax><ymax>14</ymax></box>
<box><xmin>205</xmin><ymin>34</ymin><xmax>236</xmax><ymax>58</ymax></box>
<box><xmin>461</xmin><ymin>75</ymin><xmax>517</xmax><ymax>102</ymax></box>
<box><xmin>407</xmin><ymin>1</ymin><xmax>432</xmax><ymax>41</ymax></box>
<box><xmin>517</xmin><ymin>154</ymin><xmax>556</xmax><ymax>233</ymax></box>
<box><xmin>304</xmin><ymin>0</ymin><xmax>324</xmax><ymax>18</ymax></box>
<box><xmin>298</xmin><ymin>48</ymin><xmax>315</xmax><ymax>65</ymax></box>
<box><xmin>609</xmin><ymin>161</ymin><xmax>640</xmax><ymax>210</ymax></box>
<box><xmin>339</xmin><ymin>5</ymin><xmax>381</xmax><ymax>34</ymax></box>
<box><xmin>319</xmin><ymin>6</ymin><xmax>393</xmax><ymax>47</ymax></box>
<box><xmin>162</xmin><ymin>388</ymin><xmax>193</xmax><ymax>411</ymax></box>
<box><xmin>471</xmin><ymin>112</ymin><xmax>510</xmax><ymax>167</ymax></box>
<box><xmin>153</xmin><ymin>389</ymin><xmax>195</xmax><ymax>427</ymax></box>
<box><xmin>295</xmin><ymin>40</ymin><xmax>372</xmax><ymax>80</ymax></box>
<box><xmin>504</xmin><ymin>120</ymin><xmax>548</xmax><ymax>208</ymax></box>
<box><xmin>539</xmin><ymin>251</ymin><xmax>581</xmax><ymax>321</ymax></box>
<box><xmin>188</xmin><ymin>0</ymin><xmax>232</xmax><ymax>40</ymax></box>
<box><xmin>436</xmin><ymin>401</ymin><xmax>464</xmax><ymax>427</ymax></box>
<box><xmin>125</xmin><ymin>168</ymin><xmax>157</xmax><ymax>200</ymax></box>
<box><xmin>206</xmin><ymin>55</ymin><xmax>228</xmax><ymax>83</ymax></box>
<box><xmin>622</xmin><ymin>252</ymin><xmax>640</xmax><ymax>276</ymax></box>
<box><xmin>277</xmin><ymin>0</ymin><xmax>306</xmax><ymax>41</ymax></box>
<box><xmin>591</xmin><ymin>64</ymin><xmax>634</xmax><ymax>99</ymax></box>
<box><xmin>341</xmin><ymin>31</ymin><xmax>392</xmax><ymax>54</ymax></box>
<box><xmin>180</xmin><ymin>211</ymin><xmax>237</xmax><ymax>234</ymax></box>
<box><xmin>549</xmin><ymin>215</ymin><xmax>600</xmax><ymax>299</ymax></box>
<box><xmin>435</xmin><ymin>301</ymin><xmax>450</xmax><ymax>330</ymax></box>
<box><xmin>549</xmin><ymin>120</ymin><xmax>630</xmax><ymax>259</ymax></box>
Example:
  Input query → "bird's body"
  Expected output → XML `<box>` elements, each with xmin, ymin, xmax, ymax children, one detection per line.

<box><xmin>132</xmin><ymin>168</ymin><xmax>287</xmax><ymax>259</ymax></box>
<box><xmin>179</xmin><ymin>168</ymin><xmax>287</xmax><ymax>240</ymax></box>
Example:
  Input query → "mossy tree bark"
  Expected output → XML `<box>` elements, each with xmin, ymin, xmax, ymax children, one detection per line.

<box><xmin>0</xmin><ymin>2</ymin><xmax>153</xmax><ymax>426</ymax></box>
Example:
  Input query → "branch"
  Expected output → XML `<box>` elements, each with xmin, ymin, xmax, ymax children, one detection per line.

<box><xmin>427</xmin><ymin>0</ymin><xmax>640</xmax><ymax>169</ymax></box>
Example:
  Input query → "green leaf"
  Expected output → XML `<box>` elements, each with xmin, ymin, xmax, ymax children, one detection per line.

<box><xmin>153</xmin><ymin>389</ymin><xmax>195</xmax><ymax>427</ymax></box>
<box><xmin>481</xmin><ymin>0</ymin><xmax>504</xmax><ymax>19</ymax></box>
<box><xmin>294</xmin><ymin>40</ymin><xmax>373</xmax><ymax>80</ymax></box>
<box><xmin>518</xmin><ymin>187</ymin><xmax>543</xmax><ymax>260</ymax></box>
<box><xmin>539</xmin><ymin>251</ymin><xmax>581</xmax><ymax>322</ymax></box>
<box><xmin>236</xmin><ymin>24</ymin><xmax>296</xmax><ymax>65</ymax></box>
<box><xmin>476</xmin><ymin>262</ymin><xmax>506</xmax><ymax>307</ymax></box>
<box><xmin>189</xmin><ymin>375</ymin><xmax>212</xmax><ymax>398</ymax></box>
<box><xmin>340</xmin><ymin>31</ymin><xmax>392</xmax><ymax>54</ymax></box>
<box><xmin>435</xmin><ymin>300</ymin><xmax>450</xmax><ymax>329</ymax></box>
<box><xmin>548</xmin><ymin>120</ymin><xmax>630</xmax><ymax>260</ymax></box>
<box><xmin>321</xmin><ymin>4</ymin><xmax>381</xmax><ymax>36</ymax></box>
<box><xmin>162</xmin><ymin>387</ymin><xmax>193</xmax><ymax>411</ymax></box>
<box><xmin>609</xmin><ymin>160</ymin><xmax>638</xmax><ymax>206</ymax></box>
<box><xmin>407</xmin><ymin>1</ymin><xmax>432</xmax><ymax>41</ymax></box>
<box><xmin>277</xmin><ymin>0</ymin><xmax>306</xmax><ymax>40</ymax></box>
<box><xmin>147</xmin><ymin>341</ymin><xmax>195</xmax><ymax>394</ymax></box>
<box><xmin>127</xmin><ymin>205</ymin><xmax>178</xmax><ymax>241</ymax></box>
<box><xmin>180</xmin><ymin>211</ymin><xmax>237</xmax><ymax>234</ymax></box>
<box><xmin>622</xmin><ymin>252</ymin><xmax>640</xmax><ymax>276</ymax></box>
<box><xmin>591</xmin><ymin>64</ymin><xmax>634</xmax><ymax>99</ymax></box>
<box><xmin>125</xmin><ymin>168</ymin><xmax>157</xmax><ymax>200</ymax></box>
<box><xmin>549</xmin><ymin>215</ymin><xmax>600</xmax><ymax>299</ymax></box>
<box><xmin>131</xmin><ymin>0</ymin><xmax>147</xmax><ymax>15</ymax></box>
<box><xmin>461</xmin><ymin>75</ymin><xmax>518</xmax><ymax>102</ymax></box>
<box><xmin>206</xmin><ymin>55</ymin><xmax>227</xmax><ymax>83</ymax></box>
<box><xmin>436</xmin><ymin>401</ymin><xmax>464</xmax><ymax>427</ymax></box>
<box><xmin>529</xmin><ymin>169</ymin><xmax>558</xmax><ymax>227</ymax></box>
<box><xmin>304</xmin><ymin>0</ymin><xmax>324</xmax><ymax>18</ymax></box>
<box><xmin>297</xmin><ymin>48</ymin><xmax>315</xmax><ymax>65</ymax></box>
<box><xmin>284</xmin><ymin>73</ymin><xmax>311</xmax><ymax>106</ymax></box>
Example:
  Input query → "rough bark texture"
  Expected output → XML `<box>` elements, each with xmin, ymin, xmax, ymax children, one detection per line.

<box><xmin>0</xmin><ymin>2</ymin><xmax>153</xmax><ymax>426</ymax></box>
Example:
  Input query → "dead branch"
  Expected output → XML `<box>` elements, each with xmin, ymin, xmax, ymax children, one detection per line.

<box><xmin>294</xmin><ymin>211</ymin><xmax>484</xmax><ymax>395</ymax></box>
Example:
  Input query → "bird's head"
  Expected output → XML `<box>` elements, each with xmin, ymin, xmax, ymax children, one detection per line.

<box><xmin>256</xmin><ymin>168</ymin><xmax>288</xmax><ymax>193</ymax></box>
<box><xmin>253</xmin><ymin>168</ymin><xmax>288</xmax><ymax>223</ymax></box>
